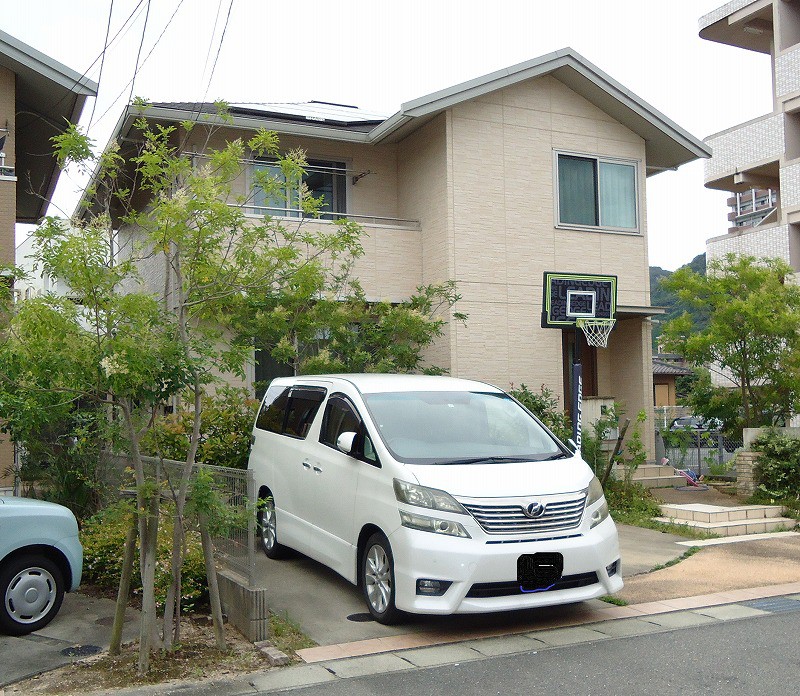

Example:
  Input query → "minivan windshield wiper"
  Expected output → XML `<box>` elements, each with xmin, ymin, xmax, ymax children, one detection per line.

<box><xmin>433</xmin><ymin>456</ymin><xmax>540</xmax><ymax>466</ymax></box>
<box><xmin>542</xmin><ymin>452</ymin><xmax>568</xmax><ymax>460</ymax></box>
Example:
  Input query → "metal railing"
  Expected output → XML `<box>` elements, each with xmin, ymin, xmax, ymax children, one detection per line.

<box><xmin>104</xmin><ymin>453</ymin><xmax>257</xmax><ymax>587</ymax></box>
<box><xmin>657</xmin><ymin>429</ymin><xmax>743</xmax><ymax>478</ymax></box>
<box><xmin>233</xmin><ymin>203</ymin><xmax>422</xmax><ymax>229</ymax></box>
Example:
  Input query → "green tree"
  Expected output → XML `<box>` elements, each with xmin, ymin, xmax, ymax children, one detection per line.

<box><xmin>660</xmin><ymin>254</ymin><xmax>800</xmax><ymax>431</ymax></box>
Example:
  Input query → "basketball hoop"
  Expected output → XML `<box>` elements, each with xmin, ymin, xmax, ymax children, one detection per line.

<box><xmin>576</xmin><ymin>317</ymin><xmax>616</xmax><ymax>348</ymax></box>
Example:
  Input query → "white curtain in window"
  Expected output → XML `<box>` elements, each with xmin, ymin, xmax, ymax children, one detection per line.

<box><xmin>599</xmin><ymin>162</ymin><xmax>636</xmax><ymax>229</ymax></box>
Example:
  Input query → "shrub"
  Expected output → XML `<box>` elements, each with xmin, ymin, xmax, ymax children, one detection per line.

<box><xmin>141</xmin><ymin>387</ymin><xmax>259</xmax><ymax>469</ymax></box>
<box><xmin>80</xmin><ymin>501</ymin><xmax>208</xmax><ymax>612</ymax></box>
<box><xmin>751</xmin><ymin>429</ymin><xmax>800</xmax><ymax>501</ymax></box>
<box><xmin>509</xmin><ymin>383</ymin><xmax>572</xmax><ymax>443</ymax></box>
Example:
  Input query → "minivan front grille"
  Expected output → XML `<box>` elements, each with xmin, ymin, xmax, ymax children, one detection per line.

<box><xmin>461</xmin><ymin>492</ymin><xmax>587</xmax><ymax>535</ymax></box>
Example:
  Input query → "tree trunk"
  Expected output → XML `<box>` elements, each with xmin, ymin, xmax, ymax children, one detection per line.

<box><xmin>199</xmin><ymin>513</ymin><xmax>226</xmax><ymax>650</ymax></box>
<box><xmin>109</xmin><ymin>509</ymin><xmax>138</xmax><ymax>656</ymax></box>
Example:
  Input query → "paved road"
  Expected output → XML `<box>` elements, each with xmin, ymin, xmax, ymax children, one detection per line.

<box><xmin>267</xmin><ymin>610</ymin><xmax>800</xmax><ymax>696</ymax></box>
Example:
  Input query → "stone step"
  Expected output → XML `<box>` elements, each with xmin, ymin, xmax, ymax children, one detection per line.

<box><xmin>659</xmin><ymin>503</ymin><xmax>785</xmax><ymax>524</ymax></box>
<box><xmin>629</xmin><ymin>475</ymin><xmax>687</xmax><ymax>488</ymax></box>
<box><xmin>617</xmin><ymin>464</ymin><xmax>677</xmax><ymax>478</ymax></box>
<box><xmin>653</xmin><ymin>516</ymin><xmax>797</xmax><ymax>537</ymax></box>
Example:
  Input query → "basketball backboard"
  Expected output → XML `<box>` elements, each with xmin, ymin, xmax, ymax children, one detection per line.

<box><xmin>541</xmin><ymin>272</ymin><xmax>617</xmax><ymax>329</ymax></box>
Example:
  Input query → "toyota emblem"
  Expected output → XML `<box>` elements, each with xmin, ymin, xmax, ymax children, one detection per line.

<box><xmin>524</xmin><ymin>501</ymin><xmax>546</xmax><ymax>518</ymax></box>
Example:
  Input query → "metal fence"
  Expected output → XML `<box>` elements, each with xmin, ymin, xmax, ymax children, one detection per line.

<box><xmin>656</xmin><ymin>429</ymin><xmax>743</xmax><ymax>478</ymax></box>
<box><xmin>104</xmin><ymin>453</ymin><xmax>257</xmax><ymax>587</ymax></box>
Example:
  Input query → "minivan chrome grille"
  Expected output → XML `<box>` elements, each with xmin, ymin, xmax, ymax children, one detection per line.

<box><xmin>460</xmin><ymin>492</ymin><xmax>587</xmax><ymax>535</ymax></box>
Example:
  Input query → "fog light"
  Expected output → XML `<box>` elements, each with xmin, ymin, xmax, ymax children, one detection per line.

<box><xmin>416</xmin><ymin>579</ymin><xmax>452</xmax><ymax>596</ymax></box>
<box><xmin>606</xmin><ymin>559</ymin><xmax>620</xmax><ymax>577</ymax></box>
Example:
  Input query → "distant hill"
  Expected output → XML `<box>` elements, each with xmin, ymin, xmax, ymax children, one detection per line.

<box><xmin>649</xmin><ymin>253</ymin><xmax>706</xmax><ymax>349</ymax></box>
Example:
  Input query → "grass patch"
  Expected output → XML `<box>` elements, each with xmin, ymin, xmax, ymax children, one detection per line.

<box><xmin>269</xmin><ymin>612</ymin><xmax>316</xmax><ymax>656</ymax></box>
<box><xmin>649</xmin><ymin>546</ymin><xmax>701</xmax><ymax>572</ymax></box>
<box><xmin>599</xmin><ymin>595</ymin><xmax>628</xmax><ymax>606</ymax></box>
<box><xmin>604</xmin><ymin>480</ymin><xmax>719</xmax><ymax>540</ymax></box>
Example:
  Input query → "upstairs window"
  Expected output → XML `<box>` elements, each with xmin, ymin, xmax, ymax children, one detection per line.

<box><xmin>252</xmin><ymin>159</ymin><xmax>347</xmax><ymax>220</ymax></box>
<box><xmin>556</xmin><ymin>153</ymin><xmax>638</xmax><ymax>231</ymax></box>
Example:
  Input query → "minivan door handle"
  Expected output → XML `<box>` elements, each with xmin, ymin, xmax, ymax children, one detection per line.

<box><xmin>312</xmin><ymin>465</ymin><xmax>322</xmax><ymax>474</ymax></box>
<box><xmin>302</xmin><ymin>461</ymin><xmax>311</xmax><ymax>470</ymax></box>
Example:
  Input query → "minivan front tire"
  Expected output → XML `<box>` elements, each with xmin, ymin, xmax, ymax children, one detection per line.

<box><xmin>257</xmin><ymin>496</ymin><xmax>288</xmax><ymax>559</ymax></box>
<box><xmin>361</xmin><ymin>533</ymin><xmax>401</xmax><ymax>624</ymax></box>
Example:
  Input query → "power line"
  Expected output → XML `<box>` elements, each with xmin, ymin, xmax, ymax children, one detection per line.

<box><xmin>88</xmin><ymin>0</ymin><xmax>116</xmax><ymax>129</ymax></box>
<box><xmin>127</xmin><ymin>0</ymin><xmax>151</xmax><ymax>108</ymax></box>
<box><xmin>200</xmin><ymin>0</ymin><xmax>225</xmax><ymax>88</ymax></box>
<box><xmin>90</xmin><ymin>0</ymin><xmax>188</xmax><ymax>131</ymax></box>
<box><xmin>201</xmin><ymin>0</ymin><xmax>234</xmax><ymax>105</ymax></box>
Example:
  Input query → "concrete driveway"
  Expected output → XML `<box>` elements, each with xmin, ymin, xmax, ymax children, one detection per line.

<box><xmin>0</xmin><ymin>592</ymin><xmax>139</xmax><ymax>687</ymax></box>
<box><xmin>256</xmin><ymin>524</ymin><xmax>687</xmax><ymax>646</ymax></box>
<box><xmin>0</xmin><ymin>524</ymin><xmax>684</xmax><ymax>687</ymax></box>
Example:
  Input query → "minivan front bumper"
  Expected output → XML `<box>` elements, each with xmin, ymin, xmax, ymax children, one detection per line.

<box><xmin>388</xmin><ymin>514</ymin><xmax>622</xmax><ymax>614</ymax></box>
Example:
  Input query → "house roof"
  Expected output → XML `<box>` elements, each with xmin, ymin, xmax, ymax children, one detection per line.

<box><xmin>0</xmin><ymin>29</ymin><xmax>97</xmax><ymax>223</ymax></box>
<box><xmin>102</xmin><ymin>47</ymin><xmax>708</xmax><ymax>179</ymax></box>
<box><xmin>653</xmin><ymin>359</ymin><xmax>693</xmax><ymax>376</ymax></box>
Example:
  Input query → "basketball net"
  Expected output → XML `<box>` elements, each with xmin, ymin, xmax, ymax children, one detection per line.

<box><xmin>576</xmin><ymin>317</ymin><xmax>616</xmax><ymax>348</ymax></box>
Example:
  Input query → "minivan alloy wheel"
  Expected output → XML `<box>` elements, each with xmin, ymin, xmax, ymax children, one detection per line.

<box><xmin>365</xmin><ymin>544</ymin><xmax>391</xmax><ymax>613</ymax></box>
<box><xmin>257</xmin><ymin>496</ymin><xmax>288</xmax><ymax>559</ymax></box>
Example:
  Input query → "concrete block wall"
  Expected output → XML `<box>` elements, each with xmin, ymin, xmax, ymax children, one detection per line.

<box><xmin>735</xmin><ymin>450</ymin><xmax>758</xmax><ymax>497</ymax></box>
<box><xmin>704</xmin><ymin>113</ymin><xmax>784</xmax><ymax>183</ymax></box>
<box><xmin>781</xmin><ymin>161</ymin><xmax>800</xmax><ymax>208</ymax></box>
<box><xmin>216</xmin><ymin>568</ymin><xmax>270</xmax><ymax>642</ymax></box>
<box><xmin>707</xmin><ymin>224</ymin><xmax>790</xmax><ymax>263</ymax></box>
<box><xmin>776</xmin><ymin>44</ymin><xmax>800</xmax><ymax>99</ymax></box>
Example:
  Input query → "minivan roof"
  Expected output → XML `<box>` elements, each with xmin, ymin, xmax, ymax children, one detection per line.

<box><xmin>269</xmin><ymin>373</ymin><xmax>503</xmax><ymax>395</ymax></box>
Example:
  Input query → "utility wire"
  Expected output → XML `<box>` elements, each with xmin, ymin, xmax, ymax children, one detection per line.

<box><xmin>88</xmin><ymin>0</ymin><xmax>115</xmax><ymax>129</ymax></box>
<box><xmin>127</xmin><ymin>0</ymin><xmax>151</xmax><ymax>108</ymax></box>
<box><xmin>91</xmin><ymin>0</ymin><xmax>188</xmax><ymax>130</ymax></box>
<box><xmin>200</xmin><ymin>0</ymin><xmax>225</xmax><ymax>88</ymax></box>
<box><xmin>200</xmin><ymin>0</ymin><xmax>234</xmax><ymax>107</ymax></box>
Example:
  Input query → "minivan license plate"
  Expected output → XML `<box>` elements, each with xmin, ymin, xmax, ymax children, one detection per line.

<box><xmin>517</xmin><ymin>552</ymin><xmax>563</xmax><ymax>590</ymax></box>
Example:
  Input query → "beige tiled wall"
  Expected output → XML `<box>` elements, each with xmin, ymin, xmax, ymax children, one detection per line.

<box><xmin>442</xmin><ymin>73</ymin><xmax>652</xmax><ymax>427</ymax></box>
<box><xmin>0</xmin><ymin>65</ymin><xmax>15</xmax><ymax>486</ymax></box>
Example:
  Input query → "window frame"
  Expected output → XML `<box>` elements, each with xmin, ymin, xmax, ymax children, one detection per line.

<box><xmin>254</xmin><ymin>385</ymin><xmax>327</xmax><ymax>440</ymax></box>
<box><xmin>553</xmin><ymin>150</ymin><xmax>641</xmax><ymax>234</ymax></box>
<box><xmin>319</xmin><ymin>393</ymin><xmax>381</xmax><ymax>467</ymax></box>
<box><xmin>249</xmin><ymin>157</ymin><xmax>349</xmax><ymax>220</ymax></box>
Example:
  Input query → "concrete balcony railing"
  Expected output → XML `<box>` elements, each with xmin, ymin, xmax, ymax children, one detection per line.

<box><xmin>704</xmin><ymin>112</ymin><xmax>784</xmax><ymax>189</ymax></box>
<box><xmin>234</xmin><ymin>205</ymin><xmax>425</xmax><ymax>300</ymax></box>
<box><xmin>777</xmin><ymin>44</ymin><xmax>800</xmax><ymax>99</ymax></box>
<box><xmin>707</xmin><ymin>223</ymin><xmax>792</xmax><ymax>265</ymax></box>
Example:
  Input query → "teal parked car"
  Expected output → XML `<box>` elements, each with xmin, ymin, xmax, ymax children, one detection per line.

<box><xmin>0</xmin><ymin>497</ymin><xmax>82</xmax><ymax>635</ymax></box>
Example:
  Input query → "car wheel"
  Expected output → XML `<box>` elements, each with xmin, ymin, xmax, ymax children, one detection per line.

<box><xmin>361</xmin><ymin>533</ymin><xmax>401</xmax><ymax>624</ymax></box>
<box><xmin>257</xmin><ymin>496</ymin><xmax>288</xmax><ymax>559</ymax></box>
<box><xmin>0</xmin><ymin>555</ymin><xmax>65</xmax><ymax>636</ymax></box>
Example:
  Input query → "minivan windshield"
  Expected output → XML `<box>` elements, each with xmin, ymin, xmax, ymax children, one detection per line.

<box><xmin>362</xmin><ymin>391</ymin><xmax>564</xmax><ymax>464</ymax></box>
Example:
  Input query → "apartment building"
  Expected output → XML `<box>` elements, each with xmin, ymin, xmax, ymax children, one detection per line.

<box><xmin>90</xmin><ymin>49</ymin><xmax>708</xmax><ymax>456</ymax></box>
<box><xmin>0</xmin><ymin>31</ymin><xmax>96</xmax><ymax>491</ymax></box>
<box><xmin>701</xmin><ymin>0</ymin><xmax>800</xmax><ymax>265</ymax></box>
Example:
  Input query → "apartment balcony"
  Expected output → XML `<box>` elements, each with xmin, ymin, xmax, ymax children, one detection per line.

<box><xmin>699</xmin><ymin>0</ymin><xmax>774</xmax><ymax>54</ymax></box>
<box><xmin>707</xmin><ymin>222</ymin><xmax>800</xmax><ymax>270</ymax></box>
<box><xmin>704</xmin><ymin>112</ymin><xmax>783</xmax><ymax>191</ymax></box>
<box><xmin>235</xmin><ymin>205</ymin><xmax>424</xmax><ymax>300</ymax></box>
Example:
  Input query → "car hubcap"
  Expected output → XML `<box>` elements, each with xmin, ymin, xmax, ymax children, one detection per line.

<box><xmin>5</xmin><ymin>567</ymin><xmax>56</xmax><ymax>624</ymax></box>
<box><xmin>365</xmin><ymin>545</ymin><xmax>391</xmax><ymax>614</ymax></box>
<box><xmin>260</xmin><ymin>500</ymin><xmax>276</xmax><ymax>551</ymax></box>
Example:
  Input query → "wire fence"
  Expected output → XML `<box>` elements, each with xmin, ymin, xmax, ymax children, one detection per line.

<box><xmin>657</xmin><ymin>429</ymin><xmax>743</xmax><ymax>478</ymax></box>
<box><xmin>103</xmin><ymin>453</ymin><xmax>257</xmax><ymax>587</ymax></box>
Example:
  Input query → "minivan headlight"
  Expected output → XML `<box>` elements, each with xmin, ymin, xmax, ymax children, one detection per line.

<box><xmin>400</xmin><ymin>511</ymin><xmax>471</xmax><ymax>538</ymax></box>
<box><xmin>586</xmin><ymin>476</ymin><xmax>609</xmax><ymax>529</ymax></box>
<box><xmin>393</xmin><ymin>479</ymin><xmax>467</xmax><ymax>514</ymax></box>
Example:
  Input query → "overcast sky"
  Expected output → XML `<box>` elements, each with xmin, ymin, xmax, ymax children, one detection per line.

<box><xmin>7</xmin><ymin>0</ymin><xmax>773</xmax><ymax>270</ymax></box>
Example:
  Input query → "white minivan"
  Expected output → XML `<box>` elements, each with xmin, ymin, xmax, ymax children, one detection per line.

<box><xmin>248</xmin><ymin>374</ymin><xmax>622</xmax><ymax>623</ymax></box>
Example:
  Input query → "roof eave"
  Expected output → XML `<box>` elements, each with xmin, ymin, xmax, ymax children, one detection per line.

<box><xmin>369</xmin><ymin>48</ymin><xmax>711</xmax><ymax>170</ymax></box>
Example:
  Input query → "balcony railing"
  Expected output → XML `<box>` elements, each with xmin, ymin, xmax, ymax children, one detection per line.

<box><xmin>704</xmin><ymin>112</ymin><xmax>784</xmax><ymax>187</ymax></box>
<box><xmin>233</xmin><ymin>204</ymin><xmax>421</xmax><ymax>230</ymax></box>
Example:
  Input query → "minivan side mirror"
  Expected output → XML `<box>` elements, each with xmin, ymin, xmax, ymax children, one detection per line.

<box><xmin>336</xmin><ymin>431</ymin><xmax>357</xmax><ymax>454</ymax></box>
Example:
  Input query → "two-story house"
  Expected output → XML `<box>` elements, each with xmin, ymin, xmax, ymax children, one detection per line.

<box><xmin>0</xmin><ymin>30</ymin><xmax>96</xmax><ymax>491</ymax></box>
<box><xmin>89</xmin><ymin>48</ymin><xmax>708</xmax><ymax>456</ymax></box>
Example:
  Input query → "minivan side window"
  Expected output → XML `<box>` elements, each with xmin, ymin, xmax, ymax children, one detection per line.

<box><xmin>320</xmin><ymin>395</ymin><xmax>380</xmax><ymax>466</ymax></box>
<box><xmin>283</xmin><ymin>388</ymin><xmax>327</xmax><ymax>438</ymax></box>
<box><xmin>255</xmin><ymin>386</ymin><xmax>290</xmax><ymax>433</ymax></box>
